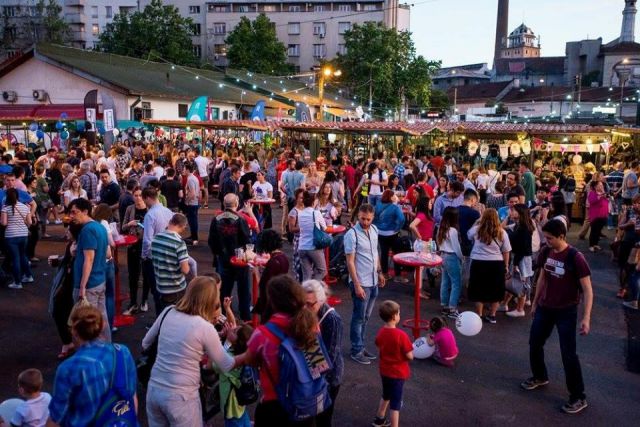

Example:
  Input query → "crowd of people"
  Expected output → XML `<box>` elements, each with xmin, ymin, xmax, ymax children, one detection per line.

<box><xmin>1</xmin><ymin>135</ymin><xmax>634</xmax><ymax>426</ymax></box>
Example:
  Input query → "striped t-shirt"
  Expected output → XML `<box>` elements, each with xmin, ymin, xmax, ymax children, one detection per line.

<box><xmin>2</xmin><ymin>202</ymin><xmax>30</xmax><ymax>238</ymax></box>
<box><xmin>151</xmin><ymin>230</ymin><xmax>189</xmax><ymax>294</ymax></box>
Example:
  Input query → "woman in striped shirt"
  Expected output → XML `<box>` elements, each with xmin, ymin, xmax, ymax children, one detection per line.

<box><xmin>1</xmin><ymin>188</ymin><xmax>33</xmax><ymax>289</ymax></box>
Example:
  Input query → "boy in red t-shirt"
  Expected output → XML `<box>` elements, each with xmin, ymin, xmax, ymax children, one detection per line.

<box><xmin>373</xmin><ymin>300</ymin><xmax>414</xmax><ymax>427</ymax></box>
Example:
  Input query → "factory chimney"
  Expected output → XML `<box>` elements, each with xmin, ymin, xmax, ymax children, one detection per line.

<box><xmin>494</xmin><ymin>0</ymin><xmax>509</xmax><ymax>66</ymax></box>
<box><xmin>621</xmin><ymin>0</ymin><xmax>637</xmax><ymax>43</ymax></box>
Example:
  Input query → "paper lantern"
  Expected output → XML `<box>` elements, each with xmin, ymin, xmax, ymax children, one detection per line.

<box><xmin>572</xmin><ymin>154</ymin><xmax>583</xmax><ymax>165</ymax></box>
<box><xmin>479</xmin><ymin>144</ymin><xmax>489</xmax><ymax>159</ymax></box>
<box><xmin>510</xmin><ymin>142</ymin><xmax>521</xmax><ymax>157</ymax></box>
<box><xmin>521</xmin><ymin>139</ymin><xmax>531</xmax><ymax>155</ymax></box>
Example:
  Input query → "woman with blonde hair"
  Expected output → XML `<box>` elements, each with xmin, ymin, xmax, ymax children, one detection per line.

<box><xmin>467</xmin><ymin>208</ymin><xmax>512</xmax><ymax>324</ymax></box>
<box><xmin>143</xmin><ymin>276</ymin><xmax>236</xmax><ymax>427</ymax></box>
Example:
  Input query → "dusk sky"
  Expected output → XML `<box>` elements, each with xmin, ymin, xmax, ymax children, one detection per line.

<box><xmin>411</xmin><ymin>0</ymin><xmax>626</xmax><ymax>66</ymax></box>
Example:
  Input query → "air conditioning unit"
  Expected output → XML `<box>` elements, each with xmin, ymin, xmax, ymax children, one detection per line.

<box><xmin>32</xmin><ymin>89</ymin><xmax>48</xmax><ymax>101</ymax></box>
<box><xmin>2</xmin><ymin>91</ymin><xmax>18</xmax><ymax>102</ymax></box>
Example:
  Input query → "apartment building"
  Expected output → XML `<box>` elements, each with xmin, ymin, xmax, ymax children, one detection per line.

<box><xmin>62</xmin><ymin>0</ymin><xmax>137</xmax><ymax>49</ymax></box>
<box><xmin>145</xmin><ymin>0</ymin><xmax>410</xmax><ymax>72</ymax></box>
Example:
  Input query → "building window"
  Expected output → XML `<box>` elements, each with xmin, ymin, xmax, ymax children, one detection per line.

<box><xmin>3</xmin><ymin>6</ymin><xmax>16</xmax><ymax>17</ymax></box>
<box><xmin>288</xmin><ymin>5</ymin><xmax>301</xmax><ymax>12</ymax></box>
<box><xmin>105</xmin><ymin>6</ymin><xmax>112</xmax><ymax>18</ymax></box>
<box><xmin>288</xmin><ymin>44</ymin><xmax>300</xmax><ymax>57</ymax></box>
<box><xmin>291</xmin><ymin>65</ymin><xmax>301</xmax><ymax>73</ymax></box>
<box><xmin>363</xmin><ymin>4</ymin><xmax>378</xmax><ymax>11</ymax></box>
<box><xmin>213</xmin><ymin>23</ymin><xmax>226</xmax><ymax>35</ymax></box>
<box><xmin>338</xmin><ymin>44</ymin><xmax>347</xmax><ymax>55</ymax></box>
<box><xmin>314</xmin><ymin>5</ymin><xmax>325</xmax><ymax>12</ymax></box>
<box><xmin>208</xmin><ymin>5</ymin><xmax>229</xmax><ymax>12</ymax></box>
<box><xmin>91</xmin><ymin>6</ymin><xmax>98</xmax><ymax>18</ymax></box>
<box><xmin>337</xmin><ymin>4</ymin><xmax>352</xmax><ymax>12</ymax></box>
<box><xmin>193</xmin><ymin>23</ymin><xmax>201</xmax><ymax>35</ymax></box>
<box><xmin>288</xmin><ymin>22</ymin><xmax>300</xmax><ymax>35</ymax></box>
<box><xmin>214</xmin><ymin>44</ymin><xmax>226</xmax><ymax>55</ymax></box>
<box><xmin>7</xmin><ymin>27</ymin><xmax>17</xmax><ymax>41</ymax></box>
<box><xmin>178</xmin><ymin>104</ymin><xmax>188</xmax><ymax>118</ymax></box>
<box><xmin>92</xmin><ymin>24</ymin><xmax>99</xmax><ymax>35</ymax></box>
<box><xmin>237</xmin><ymin>5</ymin><xmax>256</xmax><ymax>12</ymax></box>
<box><xmin>189</xmin><ymin>5</ymin><xmax>200</xmax><ymax>14</ymax></box>
<box><xmin>313</xmin><ymin>22</ymin><xmax>326</xmax><ymax>36</ymax></box>
<box><xmin>193</xmin><ymin>44</ymin><xmax>202</xmax><ymax>57</ymax></box>
<box><xmin>313</xmin><ymin>44</ymin><xmax>326</xmax><ymax>58</ymax></box>
<box><xmin>338</xmin><ymin>22</ymin><xmax>351</xmax><ymax>34</ymax></box>
<box><xmin>263</xmin><ymin>5</ymin><xmax>277</xmax><ymax>12</ymax></box>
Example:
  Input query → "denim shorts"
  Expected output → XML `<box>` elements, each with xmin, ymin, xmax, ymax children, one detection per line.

<box><xmin>381</xmin><ymin>376</ymin><xmax>405</xmax><ymax>411</ymax></box>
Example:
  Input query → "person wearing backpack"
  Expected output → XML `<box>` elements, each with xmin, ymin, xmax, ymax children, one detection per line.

<box><xmin>47</xmin><ymin>305</ymin><xmax>139</xmax><ymax>427</ymax></box>
<box><xmin>362</xmin><ymin>161</ymin><xmax>388</xmax><ymax>207</ymax></box>
<box><xmin>521</xmin><ymin>219</ymin><xmax>593</xmax><ymax>415</ymax></box>
<box><xmin>241</xmin><ymin>275</ymin><xmax>332</xmax><ymax>426</ymax></box>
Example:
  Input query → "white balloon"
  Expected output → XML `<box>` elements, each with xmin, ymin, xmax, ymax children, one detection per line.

<box><xmin>0</xmin><ymin>399</ymin><xmax>22</xmax><ymax>425</ymax></box>
<box><xmin>412</xmin><ymin>337</ymin><xmax>435</xmax><ymax>359</ymax></box>
<box><xmin>113</xmin><ymin>128</ymin><xmax>120</xmax><ymax>137</ymax></box>
<box><xmin>455</xmin><ymin>311</ymin><xmax>483</xmax><ymax>336</ymax></box>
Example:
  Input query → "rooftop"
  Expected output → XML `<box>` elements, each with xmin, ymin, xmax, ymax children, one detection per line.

<box><xmin>494</xmin><ymin>57</ymin><xmax>565</xmax><ymax>75</ymax></box>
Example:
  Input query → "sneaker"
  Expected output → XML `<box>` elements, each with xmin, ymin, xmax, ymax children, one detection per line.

<box><xmin>350</xmin><ymin>353</ymin><xmax>372</xmax><ymax>365</ymax></box>
<box><xmin>122</xmin><ymin>304</ymin><xmax>139</xmax><ymax>316</ymax></box>
<box><xmin>447</xmin><ymin>309</ymin><xmax>460</xmax><ymax>319</ymax></box>
<box><xmin>525</xmin><ymin>299</ymin><xmax>532</xmax><ymax>307</ymax></box>
<box><xmin>623</xmin><ymin>300</ymin><xmax>639</xmax><ymax>309</ymax></box>
<box><xmin>8</xmin><ymin>282</ymin><xmax>23</xmax><ymax>290</ymax></box>
<box><xmin>30</xmin><ymin>257</ymin><xmax>40</xmax><ymax>262</ymax></box>
<box><xmin>363</xmin><ymin>349</ymin><xmax>377</xmax><ymax>360</ymax></box>
<box><xmin>21</xmin><ymin>275</ymin><xmax>34</xmax><ymax>283</ymax></box>
<box><xmin>506</xmin><ymin>310</ymin><xmax>526</xmax><ymax>317</ymax></box>
<box><xmin>482</xmin><ymin>315</ymin><xmax>497</xmax><ymax>324</ymax></box>
<box><xmin>372</xmin><ymin>416</ymin><xmax>391</xmax><ymax>427</ymax></box>
<box><xmin>54</xmin><ymin>219</ymin><xmax>62</xmax><ymax>225</ymax></box>
<box><xmin>46</xmin><ymin>220</ymin><xmax>50</xmax><ymax>225</ymax></box>
<box><xmin>497</xmin><ymin>304</ymin><xmax>509</xmax><ymax>312</ymax></box>
<box><xmin>192</xmin><ymin>240</ymin><xmax>199</xmax><ymax>246</ymax></box>
<box><xmin>561</xmin><ymin>398</ymin><xmax>588</xmax><ymax>414</ymax></box>
<box><xmin>440</xmin><ymin>306</ymin><xmax>450</xmax><ymax>316</ymax></box>
<box><xmin>140</xmin><ymin>301</ymin><xmax>149</xmax><ymax>312</ymax></box>
<box><xmin>520</xmin><ymin>377</ymin><xmax>550</xmax><ymax>390</ymax></box>
<box><xmin>394</xmin><ymin>276</ymin><xmax>409</xmax><ymax>284</ymax></box>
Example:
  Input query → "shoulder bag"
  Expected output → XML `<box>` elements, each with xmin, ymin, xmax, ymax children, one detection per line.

<box><xmin>312</xmin><ymin>211</ymin><xmax>332</xmax><ymax>249</ymax></box>
<box><xmin>136</xmin><ymin>307</ymin><xmax>173</xmax><ymax>387</ymax></box>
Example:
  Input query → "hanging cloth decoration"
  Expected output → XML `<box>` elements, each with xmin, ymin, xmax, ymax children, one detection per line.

<box><xmin>600</xmin><ymin>141</ymin><xmax>611</xmax><ymax>153</ymax></box>
<box><xmin>521</xmin><ymin>139</ymin><xmax>531</xmax><ymax>155</ymax></box>
<box><xmin>560</xmin><ymin>144</ymin><xmax>568</xmax><ymax>154</ymax></box>
<box><xmin>499</xmin><ymin>144</ymin><xmax>509</xmax><ymax>160</ymax></box>
<box><xmin>468</xmin><ymin>141</ymin><xmax>479</xmax><ymax>156</ymax></box>
<box><xmin>586</xmin><ymin>139</ymin><xmax>594</xmax><ymax>154</ymax></box>
<box><xmin>510</xmin><ymin>142</ymin><xmax>521</xmax><ymax>157</ymax></box>
<box><xmin>479</xmin><ymin>143</ymin><xmax>490</xmax><ymax>159</ymax></box>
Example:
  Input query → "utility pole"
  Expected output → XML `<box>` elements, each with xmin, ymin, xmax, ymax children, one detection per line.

<box><xmin>452</xmin><ymin>87</ymin><xmax>458</xmax><ymax>118</ymax></box>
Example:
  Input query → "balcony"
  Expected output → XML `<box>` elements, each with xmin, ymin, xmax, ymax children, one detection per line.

<box><xmin>65</xmin><ymin>13</ymin><xmax>87</xmax><ymax>25</ymax></box>
<box><xmin>69</xmin><ymin>29</ymin><xmax>87</xmax><ymax>42</ymax></box>
<box><xmin>64</xmin><ymin>0</ymin><xmax>85</xmax><ymax>7</ymax></box>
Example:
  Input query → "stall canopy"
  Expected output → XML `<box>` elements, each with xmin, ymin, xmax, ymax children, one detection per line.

<box><xmin>0</xmin><ymin>103</ymin><xmax>85</xmax><ymax>123</ymax></box>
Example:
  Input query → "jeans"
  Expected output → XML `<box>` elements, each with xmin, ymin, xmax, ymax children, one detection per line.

<box><xmin>378</xmin><ymin>233</ymin><xmax>401</xmax><ymax>275</ymax></box>
<box><xmin>529</xmin><ymin>305</ymin><xmax>585</xmax><ymax>401</ymax></box>
<box><xmin>146</xmin><ymin>384</ymin><xmax>203</xmax><ymax>427</ymax></box>
<box><xmin>299</xmin><ymin>249</ymin><xmax>327</xmax><ymax>282</ymax></box>
<box><xmin>630</xmin><ymin>271</ymin><xmax>640</xmax><ymax>301</ymax></box>
<box><xmin>5</xmin><ymin>236</ymin><xmax>32</xmax><ymax>283</ymax></box>
<box><xmin>225</xmin><ymin>411</ymin><xmax>251</xmax><ymax>427</ymax></box>
<box><xmin>72</xmin><ymin>283</ymin><xmax>111</xmax><ymax>342</ymax></box>
<box><xmin>105</xmin><ymin>260</ymin><xmax>115</xmax><ymax>328</ymax></box>
<box><xmin>218</xmin><ymin>259</ymin><xmax>251</xmax><ymax>320</ymax></box>
<box><xmin>589</xmin><ymin>217</ymin><xmax>607</xmax><ymax>247</ymax></box>
<box><xmin>142</xmin><ymin>259</ymin><xmax>159</xmax><ymax>317</ymax></box>
<box><xmin>350</xmin><ymin>283</ymin><xmax>379</xmax><ymax>356</ymax></box>
<box><xmin>26</xmin><ymin>223</ymin><xmax>39</xmax><ymax>259</ymax></box>
<box><xmin>368</xmin><ymin>194</ymin><xmax>381</xmax><ymax>207</ymax></box>
<box><xmin>316</xmin><ymin>384</ymin><xmax>340</xmax><ymax>427</ymax></box>
<box><xmin>184</xmin><ymin>205</ymin><xmax>199</xmax><ymax>241</ymax></box>
<box><xmin>440</xmin><ymin>253</ymin><xmax>462</xmax><ymax>308</ymax></box>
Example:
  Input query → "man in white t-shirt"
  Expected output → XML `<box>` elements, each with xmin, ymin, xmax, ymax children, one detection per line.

<box><xmin>252</xmin><ymin>171</ymin><xmax>274</xmax><ymax>229</ymax></box>
<box><xmin>183</xmin><ymin>164</ymin><xmax>201</xmax><ymax>245</ymax></box>
<box><xmin>365</xmin><ymin>162</ymin><xmax>388</xmax><ymax>207</ymax></box>
<box><xmin>194</xmin><ymin>148</ymin><xmax>212</xmax><ymax>208</ymax></box>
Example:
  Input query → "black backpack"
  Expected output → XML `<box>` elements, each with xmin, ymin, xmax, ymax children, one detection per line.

<box><xmin>564</xmin><ymin>178</ymin><xmax>576</xmax><ymax>193</ymax></box>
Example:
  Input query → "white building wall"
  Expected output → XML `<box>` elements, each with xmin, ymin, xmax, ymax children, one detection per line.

<box><xmin>62</xmin><ymin>0</ymin><xmax>138</xmax><ymax>49</ymax></box>
<box><xmin>135</xmin><ymin>96</ymin><xmax>237</xmax><ymax>121</ymax></box>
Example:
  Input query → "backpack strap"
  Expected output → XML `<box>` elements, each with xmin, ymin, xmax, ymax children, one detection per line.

<box><xmin>265</xmin><ymin>321</ymin><xmax>286</xmax><ymax>342</ymax></box>
<box><xmin>318</xmin><ymin>307</ymin><xmax>335</xmax><ymax>325</ymax></box>
<box><xmin>112</xmin><ymin>344</ymin><xmax>132</xmax><ymax>398</ymax></box>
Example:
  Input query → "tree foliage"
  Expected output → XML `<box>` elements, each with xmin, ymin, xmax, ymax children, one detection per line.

<box><xmin>98</xmin><ymin>0</ymin><xmax>197</xmax><ymax>66</ymax></box>
<box><xmin>36</xmin><ymin>0</ymin><xmax>70</xmax><ymax>44</ymax></box>
<box><xmin>336</xmin><ymin>23</ymin><xmax>440</xmax><ymax>118</ymax></box>
<box><xmin>225</xmin><ymin>14</ymin><xmax>291</xmax><ymax>75</ymax></box>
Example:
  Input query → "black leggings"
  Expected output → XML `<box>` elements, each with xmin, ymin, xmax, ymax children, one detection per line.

<box><xmin>378</xmin><ymin>233</ymin><xmax>401</xmax><ymax>275</ymax></box>
<box><xmin>127</xmin><ymin>242</ymin><xmax>149</xmax><ymax>306</ymax></box>
<box><xmin>254</xmin><ymin>400</ymin><xmax>315</xmax><ymax>427</ymax></box>
<box><xmin>589</xmin><ymin>217</ymin><xmax>607</xmax><ymax>247</ymax></box>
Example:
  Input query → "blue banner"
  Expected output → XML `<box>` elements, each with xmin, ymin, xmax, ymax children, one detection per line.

<box><xmin>187</xmin><ymin>96</ymin><xmax>208</xmax><ymax>121</ymax></box>
<box><xmin>295</xmin><ymin>104</ymin><xmax>312</xmax><ymax>122</ymax></box>
<box><xmin>250</xmin><ymin>100</ymin><xmax>266</xmax><ymax>121</ymax></box>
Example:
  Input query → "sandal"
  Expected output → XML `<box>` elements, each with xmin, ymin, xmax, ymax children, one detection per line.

<box><xmin>419</xmin><ymin>291</ymin><xmax>431</xmax><ymax>300</ymax></box>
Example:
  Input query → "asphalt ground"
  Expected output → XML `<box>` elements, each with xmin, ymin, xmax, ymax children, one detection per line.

<box><xmin>1</xmin><ymin>202</ymin><xmax>639</xmax><ymax>427</ymax></box>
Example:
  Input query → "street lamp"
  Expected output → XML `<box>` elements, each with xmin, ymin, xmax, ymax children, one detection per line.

<box><xmin>613</xmin><ymin>58</ymin><xmax>638</xmax><ymax>121</ymax></box>
<box><xmin>317</xmin><ymin>66</ymin><xmax>341</xmax><ymax>121</ymax></box>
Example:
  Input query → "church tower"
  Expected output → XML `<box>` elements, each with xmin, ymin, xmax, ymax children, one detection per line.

<box><xmin>501</xmin><ymin>24</ymin><xmax>541</xmax><ymax>58</ymax></box>
<box><xmin>621</xmin><ymin>0</ymin><xmax>637</xmax><ymax>43</ymax></box>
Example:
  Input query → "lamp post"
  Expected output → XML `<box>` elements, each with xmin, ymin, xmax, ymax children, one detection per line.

<box><xmin>317</xmin><ymin>66</ymin><xmax>341</xmax><ymax>121</ymax></box>
<box><xmin>614</xmin><ymin>58</ymin><xmax>635</xmax><ymax>121</ymax></box>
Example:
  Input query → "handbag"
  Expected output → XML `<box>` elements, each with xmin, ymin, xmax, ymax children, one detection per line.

<box><xmin>505</xmin><ymin>269</ymin><xmax>530</xmax><ymax>297</ymax></box>
<box><xmin>312</xmin><ymin>211</ymin><xmax>332</xmax><ymax>249</ymax></box>
<box><xmin>136</xmin><ymin>307</ymin><xmax>173</xmax><ymax>387</ymax></box>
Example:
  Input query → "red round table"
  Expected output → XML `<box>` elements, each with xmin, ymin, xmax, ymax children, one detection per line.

<box><xmin>392</xmin><ymin>252</ymin><xmax>443</xmax><ymax>339</ymax></box>
<box><xmin>324</xmin><ymin>225</ymin><xmax>346</xmax><ymax>306</ymax></box>
<box><xmin>230</xmin><ymin>253</ymin><xmax>270</xmax><ymax>327</ymax></box>
<box><xmin>248</xmin><ymin>198</ymin><xmax>275</xmax><ymax>230</ymax></box>
<box><xmin>113</xmin><ymin>235</ymin><xmax>138</xmax><ymax>327</ymax></box>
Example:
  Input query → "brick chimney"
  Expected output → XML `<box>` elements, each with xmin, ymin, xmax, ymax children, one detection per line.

<box><xmin>494</xmin><ymin>0</ymin><xmax>509</xmax><ymax>66</ymax></box>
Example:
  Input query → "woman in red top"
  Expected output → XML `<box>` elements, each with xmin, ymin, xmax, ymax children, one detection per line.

<box><xmin>241</xmin><ymin>275</ymin><xmax>320</xmax><ymax>426</ymax></box>
<box><xmin>409</xmin><ymin>195</ymin><xmax>434</xmax><ymax>241</ymax></box>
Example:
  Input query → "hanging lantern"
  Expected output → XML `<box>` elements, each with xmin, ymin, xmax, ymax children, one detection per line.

<box><xmin>510</xmin><ymin>142</ymin><xmax>521</xmax><ymax>157</ymax></box>
<box><xmin>572</xmin><ymin>154</ymin><xmax>583</xmax><ymax>165</ymax></box>
<box><xmin>499</xmin><ymin>144</ymin><xmax>509</xmax><ymax>160</ymax></box>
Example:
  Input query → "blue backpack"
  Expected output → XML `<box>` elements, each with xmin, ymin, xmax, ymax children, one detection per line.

<box><xmin>93</xmin><ymin>344</ymin><xmax>139</xmax><ymax>427</ymax></box>
<box><xmin>265</xmin><ymin>322</ymin><xmax>332</xmax><ymax>421</ymax></box>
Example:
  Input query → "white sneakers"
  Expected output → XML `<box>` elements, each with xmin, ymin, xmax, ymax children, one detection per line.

<box><xmin>506</xmin><ymin>310</ymin><xmax>526</xmax><ymax>318</ymax></box>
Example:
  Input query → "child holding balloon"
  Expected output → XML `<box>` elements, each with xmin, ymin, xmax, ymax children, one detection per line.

<box><xmin>427</xmin><ymin>317</ymin><xmax>459</xmax><ymax>367</ymax></box>
<box><xmin>373</xmin><ymin>300</ymin><xmax>414</xmax><ymax>427</ymax></box>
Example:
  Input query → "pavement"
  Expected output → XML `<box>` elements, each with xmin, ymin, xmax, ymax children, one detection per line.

<box><xmin>0</xmin><ymin>204</ymin><xmax>639</xmax><ymax>427</ymax></box>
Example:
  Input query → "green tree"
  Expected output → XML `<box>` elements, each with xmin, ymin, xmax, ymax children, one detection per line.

<box><xmin>98</xmin><ymin>0</ymin><xmax>197</xmax><ymax>66</ymax></box>
<box><xmin>225</xmin><ymin>14</ymin><xmax>291</xmax><ymax>74</ymax></box>
<box><xmin>429</xmin><ymin>89</ymin><xmax>450</xmax><ymax>111</ymax></box>
<box><xmin>36</xmin><ymin>0</ymin><xmax>70</xmax><ymax>44</ymax></box>
<box><xmin>336</xmin><ymin>23</ymin><xmax>440</xmax><ymax>118</ymax></box>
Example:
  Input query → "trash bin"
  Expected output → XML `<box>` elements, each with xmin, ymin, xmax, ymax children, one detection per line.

<box><xmin>625</xmin><ymin>306</ymin><xmax>640</xmax><ymax>374</ymax></box>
